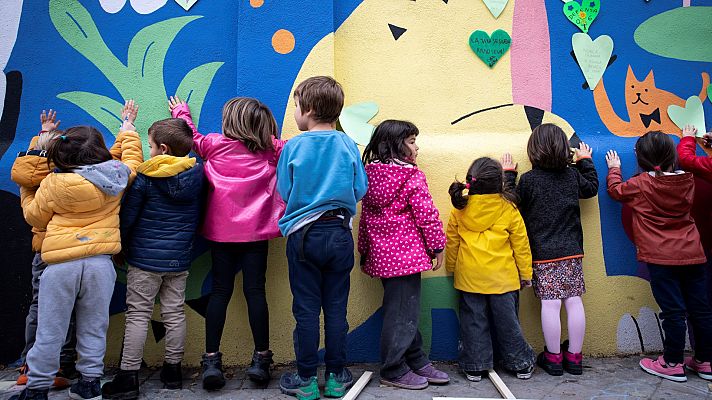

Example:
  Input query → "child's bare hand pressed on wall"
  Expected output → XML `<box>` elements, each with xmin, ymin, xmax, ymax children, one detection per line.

<box><xmin>40</xmin><ymin>109</ymin><xmax>60</xmax><ymax>132</ymax></box>
<box><xmin>120</xmin><ymin>99</ymin><xmax>139</xmax><ymax>132</ymax></box>
<box><xmin>682</xmin><ymin>124</ymin><xmax>698</xmax><ymax>138</ymax></box>
<box><xmin>575</xmin><ymin>142</ymin><xmax>593</xmax><ymax>159</ymax></box>
<box><xmin>168</xmin><ymin>95</ymin><xmax>186</xmax><ymax>111</ymax></box>
<box><xmin>500</xmin><ymin>152</ymin><xmax>517</xmax><ymax>171</ymax></box>
<box><xmin>605</xmin><ymin>150</ymin><xmax>621</xmax><ymax>169</ymax></box>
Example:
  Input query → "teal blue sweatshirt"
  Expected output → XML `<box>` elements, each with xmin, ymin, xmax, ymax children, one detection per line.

<box><xmin>276</xmin><ymin>130</ymin><xmax>368</xmax><ymax>235</ymax></box>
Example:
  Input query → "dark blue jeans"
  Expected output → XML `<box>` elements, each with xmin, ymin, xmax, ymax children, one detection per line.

<box><xmin>287</xmin><ymin>219</ymin><xmax>353</xmax><ymax>379</ymax></box>
<box><xmin>647</xmin><ymin>263</ymin><xmax>712</xmax><ymax>363</ymax></box>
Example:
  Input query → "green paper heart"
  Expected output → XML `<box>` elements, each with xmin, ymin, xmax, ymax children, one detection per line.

<box><xmin>572</xmin><ymin>33</ymin><xmax>613</xmax><ymax>91</ymax></box>
<box><xmin>339</xmin><ymin>102</ymin><xmax>379</xmax><ymax>145</ymax></box>
<box><xmin>668</xmin><ymin>96</ymin><xmax>706</xmax><ymax>137</ymax></box>
<box><xmin>482</xmin><ymin>0</ymin><xmax>509</xmax><ymax>19</ymax></box>
<box><xmin>175</xmin><ymin>0</ymin><xmax>198</xmax><ymax>11</ymax></box>
<box><xmin>468</xmin><ymin>29</ymin><xmax>512</xmax><ymax>68</ymax></box>
<box><xmin>563</xmin><ymin>0</ymin><xmax>600</xmax><ymax>33</ymax></box>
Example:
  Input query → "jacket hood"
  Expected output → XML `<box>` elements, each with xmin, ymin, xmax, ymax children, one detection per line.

<box><xmin>73</xmin><ymin>160</ymin><xmax>130</xmax><ymax>196</ymax></box>
<box><xmin>459</xmin><ymin>194</ymin><xmax>511</xmax><ymax>232</ymax></box>
<box><xmin>363</xmin><ymin>162</ymin><xmax>419</xmax><ymax>208</ymax></box>
<box><xmin>638</xmin><ymin>172</ymin><xmax>695</xmax><ymax>218</ymax></box>
<box><xmin>141</xmin><ymin>156</ymin><xmax>203</xmax><ymax>202</ymax></box>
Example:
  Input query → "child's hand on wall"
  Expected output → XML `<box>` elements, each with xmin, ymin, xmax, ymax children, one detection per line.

<box><xmin>606</xmin><ymin>150</ymin><xmax>621</xmax><ymax>169</ymax></box>
<box><xmin>120</xmin><ymin>99</ymin><xmax>139</xmax><ymax>132</ymax></box>
<box><xmin>40</xmin><ymin>109</ymin><xmax>60</xmax><ymax>132</ymax></box>
<box><xmin>432</xmin><ymin>252</ymin><xmax>444</xmax><ymax>271</ymax></box>
<box><xmin>682</xmin><ymin>124</ymin><xmax>697</xmax><ymax>138</ymax></box>
<box><xmin>500</xmin><ymin>152</ymin><xmax>517</xmax><ymax>171</ymax></box>
<box><xmin>520</xmin><ymin>280</ymin><xmax>532</xmax><ymax>288</ymax></box>
<box><xmin>575</xmin><ymin>142</ymin><xmax>593</xmax><ymax>159</ymax></box>
<box><xmin>168</xmin><ymin>95</ymin><xmax>186</xmax><ymax>111</ymax></box>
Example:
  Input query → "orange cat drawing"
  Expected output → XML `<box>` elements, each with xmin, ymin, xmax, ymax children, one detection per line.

<box><xmin>593</xmin><ymin>66</ymin><xmax>709</xmax><ymax>137</ymax></box>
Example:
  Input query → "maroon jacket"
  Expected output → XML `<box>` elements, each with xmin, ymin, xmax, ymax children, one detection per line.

<box><xmin>607</xmin><ymin>167</ymin><xmax>706</xmax><ymax>266</ymax></box>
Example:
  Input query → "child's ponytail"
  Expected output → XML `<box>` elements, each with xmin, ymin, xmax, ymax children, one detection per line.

<box><xmin>449</xmin><ymin>181</ymin><xmax>469</xmax><ymax>209</ymax></box>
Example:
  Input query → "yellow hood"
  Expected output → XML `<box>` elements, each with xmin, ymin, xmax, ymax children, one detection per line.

<box><xmin>137</xmin><ymin>155</ymin><xmax>196</xmax><ymax>178</ymax></box>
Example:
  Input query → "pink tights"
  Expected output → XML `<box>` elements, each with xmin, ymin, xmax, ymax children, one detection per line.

<box><xmin>541</xmin><ymin>296</ymin><xmax>585</xmax><ymax>354</ymax></box>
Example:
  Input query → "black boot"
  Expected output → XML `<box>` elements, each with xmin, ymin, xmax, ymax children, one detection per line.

<box><xmin>201</xmin><ymin>352</ymin><xmax>226</xmax><ymax>390</ymax></box>
<box><xmin>8</xmin><ymin>388</ymin><xmax>48</xmax><ymax>400</ymax></box>
<box><xmin>101</xmin><ymin>369</ymin><xmax>139</xmax><ymax>400</ymax></box>
<box><xmin>246</xmin><ymin>350</ymin><xmax>274</xmax><ymax>383</ymax></box>
<box><xmin>160</xmin><ymin>361</ymin><xmax>183</xmax><ymax>389</ymax></box>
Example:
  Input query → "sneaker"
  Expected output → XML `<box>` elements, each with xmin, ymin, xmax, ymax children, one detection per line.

<box><xmin>8</xmin><ymin>388</ymin><xmax>48</xmax><ymax>400</ymax></box>
<box><xmin>59</xmin><ymin>362</ymin><xmax>80</xmax><ymax>381</ymax></box>
<box><xmin>463</xmin><ymin>370</ymin><xmax>487</xmax><ymax>382</ymax></box>
<box><xmin>562</xmin><ymin>341</ymin><xmax>583</xmax><ymax>375</ymax></box>
<box><xmin>16</xmin><ymin>364</ymin><xmax>28</xmax><ymax>385</ymax></box>
<box><xmin>201</xmin><ymin>352</ymin><xmax>226</xmax><ymax>391</ymax></box>
<box><xmin>684</xmin><ymin>357</ymin><xmax>712</xmax><ymax>381</ymax></box>
<box><xmin>516</xmin><ymin>364</ymin><xmax>534</xmax><ymax>379</ymax></box>
<box><xmin>53</xmin><ymin>368</ymin><xmax>72</xmax><ymax>389</ymax></box>
<box><xmin>279</xmin><ymin>372</ymin><xmax>319</xmax><ymax>400</ymax></box>
<box><xmin>101</xmin><ymin>370</ymin><xmax>139</xmax><ymax>400</ymax></box>
<box><xmin>537</xmin><ymin>348</ymin><xmax>563</xmax><ymax>376</ymax></box>
<box><xmin>639</xmin><ymin>355</ymin><xmax>687</xmax><ymax>382</ymax></box>
<box><xmin>324</xmin><ymin>368</ymin><xmax>353</xmax><ymax>398</ymax></box>
<box><xmin>160</xmin><ymin>361</ymin><xmax>183</xmax><ymax>389</ymax></box>
<box><xmin>246</xmin><ymin>350</ymin><xmax>274</xmax><ymax>384</ymax></box>
<box><xmin>380</xmin><ymin>370</ymin><xmax>428</xmax><ymax>390</ymax></box>
<box><xmin>68</xmin><ymin>376</ymin><xmax>101</xmax><ymax>400</ymax></box>
<box><xmin>413</xmin><ymin>363</ymin><xmax>450</xmax><ymax>384</ymax></box>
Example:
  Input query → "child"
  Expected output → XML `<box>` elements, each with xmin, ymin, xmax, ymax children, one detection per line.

<box><xmin>101</xmin><ymin>116</ymin><xmax>204</xmax><ymax>399</ymax></box>
<box><xmin>169</xmin><ymin>95</ymin><xmax>284</xmax><ymax>389</ymax></box>
<box><xmin>512</xmin><ymin>123</ymin><xmax>598</xmax><ymax>376</ymax></box>
<box><xmin>10</xmin><ymin>101</ymin><xmax>143</xmax><ymax>400</ymax></box>
<box><xmin>11</xmin><ymin>110</ymin><xmax>77</xmax><ymax>389</ymax></box>
<box><xmin>446</xmin><ymin>156</ymin><xmax>535</xmax><ymax>382</ymax></box>
<box><xmin>607</xmin><ymin>131</ymin><xmax>712</xmax><ymax>382</ymax></box>
<box><xmin>358</xmin><ymin>120</ymin><xmax>449</xmax><ymax>390</ymax></box>
<box><xmin>276</xmin><ymin>76</ymin><xmax>367</xmax><ymax>399</ymax></box>
<box><xmin>678</xmin><ymin>125</ymin><xmax>712</xmax><ymax>181</ymax></box>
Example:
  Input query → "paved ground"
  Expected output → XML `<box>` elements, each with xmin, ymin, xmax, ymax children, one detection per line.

<box><xmin>1</xmin><ymin>356</ymin><xmax>711</xmax><ymax>399</ymax></box>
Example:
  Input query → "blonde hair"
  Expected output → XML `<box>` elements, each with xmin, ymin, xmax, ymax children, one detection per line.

<box><xmin>222</xmin><ymin>97</ymin><xmax>278</xmax><ymax>152</ymax></box>
<box><xmin>36</xmin><ymin>130</ymin><xmax>62</xmax><ymax>151</ymax></box>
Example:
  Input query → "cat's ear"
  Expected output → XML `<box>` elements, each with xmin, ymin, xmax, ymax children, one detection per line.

<box><xmin>626</xmin><ymin>65</ymin><xmax>638</xmax><ymax>84</ymax></box>
<box><xmin>643</xmin><ymin>70</ymin><xmax>655</xmax><ymax>85</ymax></box>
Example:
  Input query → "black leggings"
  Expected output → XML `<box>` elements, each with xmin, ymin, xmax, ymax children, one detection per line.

<box><xmin>205</xmin><ymin>240</ymin><xmax>269</xmax><ymax>353</ymax></box>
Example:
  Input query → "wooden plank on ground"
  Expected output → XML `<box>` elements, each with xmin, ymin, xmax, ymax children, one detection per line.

<box><xmin>487</xmin><ymin>369</ymin><xmax>516</xmax><ymax>399</ymax></box>
<box><xmin>343</xmin><ymin>371</ymin><xmax>373</xmax><ymax>400</ymax></box>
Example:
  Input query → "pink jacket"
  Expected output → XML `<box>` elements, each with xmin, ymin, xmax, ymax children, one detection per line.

<box><xmin>172</xmin><ymin>104</ymin><xmax>285</xmax><ymax>242</ymax></box>
<box><xmin>358</xmin><ymin>162</ymin><xmax>446</xmax><ymax>278</ymax></box>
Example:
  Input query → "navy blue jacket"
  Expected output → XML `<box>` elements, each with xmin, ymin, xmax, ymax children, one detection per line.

<box><xmin>120</xmin><ymin>157</ymin><xmax>204</xmax><ymax>272</ymax></box>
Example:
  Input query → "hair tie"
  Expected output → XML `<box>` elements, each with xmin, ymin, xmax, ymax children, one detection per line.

<box><xmin>653</xmin><ymin>165</ymin><xmax>661</xmax><ymax>171</ymax></box>
<box><xmin>59</xmin><ymin>135</ymin><xmax>67</xmax><ymax>142</ymax></box>
<box><xmin>465</xmin><ymin>183</ymin><xmax>470</xmax><ymax>189</ymax></box>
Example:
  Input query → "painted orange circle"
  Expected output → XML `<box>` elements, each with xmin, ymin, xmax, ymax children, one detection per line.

<box><xmin>250</xmin><ymin>0</ymin><xmax>264</xmax><ymax>7</ymax></box>
<box><xmin>272</xmin><ymin>29</ymin><xmax>295</xmax><ymax>54</ymax></box>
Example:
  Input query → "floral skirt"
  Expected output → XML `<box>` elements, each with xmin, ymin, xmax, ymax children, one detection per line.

<box><xmin>532</xmin><ymin>257</ymin><xmax>585</xmax><ymax>300</ymax></box>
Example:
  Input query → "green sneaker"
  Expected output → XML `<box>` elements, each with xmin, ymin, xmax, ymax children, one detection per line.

<box><xmin>280</xmin><ymin>372</ymin><xmax>319</xmax><ymax>400</ymax></box>
<box><xmin>324</xmin><ymin>368</ymin><xmax>354</xmax><ymax>398</ymax></box>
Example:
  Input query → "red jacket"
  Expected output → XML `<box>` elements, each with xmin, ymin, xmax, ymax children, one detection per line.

<box><xmin>607</xmin><ymin>167</ymin><xmax>706</xmax><ymax>266</ymax></box>
<box><xmin>678</xmin><ymin>136</ymin><xmax>712</xmax><ymax>182</ymax></box>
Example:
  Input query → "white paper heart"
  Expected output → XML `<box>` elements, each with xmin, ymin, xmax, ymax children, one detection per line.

<box><xmin>668</xmin><ymin>96</ymin><xmax>706</xmax><ymax>136</ymax></box>
<box><xmin>482</xmin><ymin>0</ymin><xmax>509</xmax><ymax>19</ymax></box>
<box><xmin>175</xmin><ymin>0</ymin><xmax>198</xmax><ymax>11</ymax></box>
<box><xmin>572</xmin><ymin>32</ymin><xmax>613</xmax><ymax>91</ymax></box>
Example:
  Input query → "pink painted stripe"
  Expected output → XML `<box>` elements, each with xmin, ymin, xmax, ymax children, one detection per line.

<box><xmin>511</xmin><ymin>0</ymin><xmax>552</xmax><ymax>111</ymax></box>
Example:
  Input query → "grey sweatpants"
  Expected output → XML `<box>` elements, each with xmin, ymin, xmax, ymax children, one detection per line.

<box><xmin>26</xmin><ymin>255</ymin><xmax>116</xmax><ymax>390</ymax></box>
<box><xmin>22</xmin><ymin>253</ymin><xmax>77</xmax><ymax>364</ymax></box>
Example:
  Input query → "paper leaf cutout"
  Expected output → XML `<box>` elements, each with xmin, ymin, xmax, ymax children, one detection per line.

<box><xmin>563</xmin><ymin>0</ymin><xmax>600</xmax><ymax>33</ymax></box>
<box><xmin>572</xmin><ymin>33</ymin><xmax>613</xmax><ymax>91</ymax></box>
<box><xmin>482</xmin><ymin>0</ymin><xmax>509</xmax><ymax>19</ymax></box>
<box><xmin>175</xmin><ymin>0</ymin><xmax>198</xmax><ymax>11</ymax></box>
<box><xmin>668</xmin><ymin>96</ymin><xmax>706</xmax><ymax>137</ymax></box>
<box><xmin>468</xmin><ymin>29</ymin><xmax>511</xmax><ymax>68</ymax></box>
<box><xmin>339</xmin><ymin>102</ymin><xmax>379</xmax><ymax>145</ymax></box>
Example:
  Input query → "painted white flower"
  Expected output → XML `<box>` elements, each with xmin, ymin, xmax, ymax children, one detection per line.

<box><xmin>99</xmin><ymin>0</ymin><xmax>168</xmax><ymax>14</ymax></box>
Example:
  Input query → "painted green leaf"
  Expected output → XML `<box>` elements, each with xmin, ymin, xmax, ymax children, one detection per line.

<box><xmin>49</xmin><ymin>0</ymin><xmax>126</xmax><ymax>84</ymax></box>
<box><xmin>176</xmin><ymin>61</ymin><xmax>224</xmax><ymax>129</ymax></box>
<box><xmin>634</xmin><ymin>7</ymin><xmax>712</xmax><ymax>62</ymax></box>
<box><xmin>57</xmin><ymin>91</ymin><xmax>124</xmax><ymax>135</ymax></box>
<box><xmin>127</xmin><ymin>16</ymin><xmax>201</xmax><ymax>91</ymax></box>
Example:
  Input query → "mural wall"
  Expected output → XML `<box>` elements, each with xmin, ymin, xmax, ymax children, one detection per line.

<box><xmin>1</xmin><ymin>0</ymin><xmax>710</xmax><ymax>365</ymax></box>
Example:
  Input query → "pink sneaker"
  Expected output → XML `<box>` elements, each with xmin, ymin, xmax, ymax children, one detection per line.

<box><xmin>639</xmin><ymin>355</ymin><xmax>687</xmax><ymax>382</ymax></box>
<box><xmin>684</xmin><ymin>357</ymin><xmax>712</xmax><ymax>380</ymax></box>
